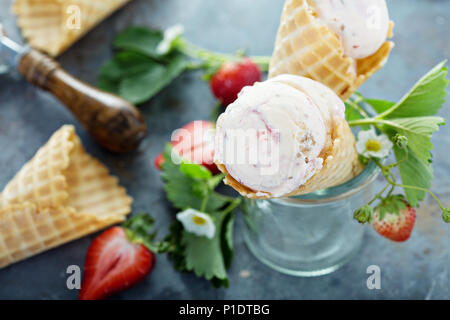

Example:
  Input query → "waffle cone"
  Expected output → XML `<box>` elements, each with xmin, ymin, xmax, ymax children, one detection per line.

<box><xmin>268</xmin><ymin>0</ymin><xmax>394</xmax><ymax>100</ymax></box>
<box><xmin>217</xmin><ymin>117</ymin><xmax>363</xmax><ymax>199</ymax></box>
<box><xmin>12</xmin><ymin>0</ymin><xmax>132</xmax><ymax>56</ymax></box>
<box><xmin>0</xmin><ymin>125</ymin><xmax>132</xmax><ymax>268</ymax></box>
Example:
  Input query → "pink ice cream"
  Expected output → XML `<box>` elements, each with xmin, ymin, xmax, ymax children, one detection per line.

<box><xmin>312</xmin><ymin>0</ymin><xmax>390</xmax><ymax>60</ymax></box>
<box><xmin>214</xmin><ymin>75</ymin><xmax>345</xmax><ymax>197</ymax></box>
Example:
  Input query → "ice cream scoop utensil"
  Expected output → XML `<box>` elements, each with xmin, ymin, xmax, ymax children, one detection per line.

<box><xmin>0</xmin><ymin>25</ymin><xmax>147</xmax><ymax>153</ymax></box>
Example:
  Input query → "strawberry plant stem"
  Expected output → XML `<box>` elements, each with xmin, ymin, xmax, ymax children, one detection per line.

<box><xmin>387</xmin><ymin>179</ymin><xmax>445</xmax><ymax>211</ymax></box>
<box><xmin>220</xmin><ymin>198</ymin><xmax>242</xmax><ymax>217</ymax></box>
<box><xmin>346</xmin><ymin>98</ymin><xmax>370</xmax><ymax>119</ymax></box>
<box><xmin>176</xmin><ymin>39</ymin><xmax>271</xmax><ymax>72</ymax></box>
<box><xmin>373</xmin><ymin>157</ymin><xmax>446</xmax><ymax>212</ymax></box>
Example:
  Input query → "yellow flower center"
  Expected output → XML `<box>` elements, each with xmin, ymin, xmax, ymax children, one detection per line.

<box><xmin>192</xmin><ymin>215</ymin><xmax>207</xmax><ymax>225</ymax></box>
<box><xmin>366</xmin><ymin>139</ymin><xmax>382</xmax><ymax>152</ymax></box>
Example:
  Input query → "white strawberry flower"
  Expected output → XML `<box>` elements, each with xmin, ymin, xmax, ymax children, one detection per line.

<box><xmin>356</xmin><ymin>128</ymin><xmax>393</xmax><ymax>159</ymax></box>
<box><xmin>176</xmin><ymin>209</ymin><xmax>216</xmax><ymax>239</ymax></box>
<box><xmin>156</xmin><ymin>24</ymin><xmax>185</xmax><ymax>55</ymax></box>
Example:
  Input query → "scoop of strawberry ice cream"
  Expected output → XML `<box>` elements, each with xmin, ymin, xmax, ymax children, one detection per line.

<box><xmin>214</xmin><ymin>75</ymin><xmax>345</xmax><ymax>197</ymax></box>
<box><xmin>312</xmin><ymin>0</ymin><xmax>390</xmax><ymax>59</ymax></box>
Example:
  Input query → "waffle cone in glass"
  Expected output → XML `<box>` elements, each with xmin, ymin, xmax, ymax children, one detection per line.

<box><xmin>12</xmin><ymin>0</ymin><xmax>132</xmax><ymax>56</ymax></box>
<box><xmin>268</xmin><ymin>0</ymin><xmax>394</xmax><ymax>100</ymax></box>
<box><xmin>0</xmin><ymin>125</ymin><xmax>132</xmax><ymax>268</ymax></box>
<box><xmin>216</xmin><ymin>116</ymin><xmax>363</xmax><ymax>199</ymax></box>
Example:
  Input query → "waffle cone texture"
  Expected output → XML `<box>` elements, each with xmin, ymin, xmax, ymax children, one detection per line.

<box><xmin>0</xmin><ymin>125</ymin><xmax>132</xmax><ymax>268</ymax></box>
<box><xmin>12</xmin><ymin>0</ymin><xmax>132</xmax><ymax>56</ymax></box>
<box><xmin>269</xmin><ymin>0</ymin><xmax>394</xmax><ymax>100</ymax></box>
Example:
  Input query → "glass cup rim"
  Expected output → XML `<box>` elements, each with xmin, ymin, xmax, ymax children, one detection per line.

<box><xmin>276</xmin><ymin>160</ymin><xmax>380</xmax><ymax>204</ymax></box>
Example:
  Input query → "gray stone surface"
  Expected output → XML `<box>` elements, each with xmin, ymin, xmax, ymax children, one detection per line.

<box><xmin>0</xmin><ymin>0</ymin><xmax>449</xmax><ymax>299</ymax></box>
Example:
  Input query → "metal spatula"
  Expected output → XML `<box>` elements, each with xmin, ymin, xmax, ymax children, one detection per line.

<box><xmin>0</xmin><ymin>24</ymin><xmax>147</xmax><ymax>153</ymax></box>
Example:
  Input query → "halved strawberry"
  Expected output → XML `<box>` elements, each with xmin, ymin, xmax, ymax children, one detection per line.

<box><xmin>372</xmin><ymin>199</ymin><xmax>416</xmax><ymax>242</ymax></box>
<box><xmin>154</xmin><ymin>120</ymin><xmax>218</xmax><ymax>174</ymax></box>
<box><xmin>79</xmin><ymin>219</ymin><xmax>156</xmax><ymax>300</ymax></box>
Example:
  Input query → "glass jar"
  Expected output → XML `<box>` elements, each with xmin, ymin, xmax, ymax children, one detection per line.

<box><xmin>242</xmin><ymin>161</ymin><xmax>379</xmax><ymax>277</ymax></box>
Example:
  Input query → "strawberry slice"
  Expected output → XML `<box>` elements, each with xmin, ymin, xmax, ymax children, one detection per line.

<box><xmin>372</xmin><ymin>200</ymin><xmax>416</xmax><ymax>242</ymax></box>
<box><xmin>154</xmin><ymin>120</ymin><xmax>218</xmax><ymax>174</ymax></box>
<box><xmin>79</xmin><ymin>218</ymin><xmax>156</xmax><ymax>300</ymax></box>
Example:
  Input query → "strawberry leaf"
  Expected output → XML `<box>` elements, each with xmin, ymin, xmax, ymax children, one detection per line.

<box><xmin>180</xmin><ymin>162</ymin><xmax>212</xmax><ymax>180</ymax></box>
<box><xmin>364</xmin><ymin>98</ymin><xmax>395</xmax><ymax>114</ymax></box>
<box><xmin>182</xmin><ymin>210</ymin><xmax>228</xmax><ymax>286</ymax></box>
<box><xmin>122</xmin><ymin>213</ymin><xmax>170</xmax><ymax>253</ymax></box>
<box><xmin>161</xmin><ymin>144</ymin><xmax>229</xmax><ymax>212</ymax></box>
<box><xmin>394</xmin><ymin>146</ymin><xmax>433</xmax><ymax>207</ymax></box>
<box><xmin>114</xmin><ymin>27</ymin><xmax>165</xmax><ymax>59</ymax></box>
<box><xmin>118</xmin><ymin>53</ymin><xmax>188</xmax><ymax>104</ymax></box>
<box><xmin>221</xmin><ymin>209</ymin><xmax>235</xmax><ymax>269</ymax></box>
<box><xmin>345</xmin><ymin>101</ymin><xmax>365</xmax><ymax>122</ymax></box>
<box><xmin>380</xmin><ymin>61</ymin><xmax>448</xmax><ymax>118</ymax></box>
<box><xmin>383</xmin><ymin>116</ymin><xmax>445</xmax><ymax>163</ymax></box>
<box><xmin>99</xmin><ymin>27</ymin><xmax>189</xmax><ymax>105</ymax></box>
<box><xmin>161</xmin><ymin>144</ymin><xmax>241</xmax><ymax>287</ymax></box>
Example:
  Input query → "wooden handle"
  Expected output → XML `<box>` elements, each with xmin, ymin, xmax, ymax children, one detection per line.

<box><xmin>18</xmin><ymin>49</ymin><xmax>147</xmax><ymax>153</ymax></box>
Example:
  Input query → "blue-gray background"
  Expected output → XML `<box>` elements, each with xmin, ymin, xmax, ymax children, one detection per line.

<box><xmin>0</xmin><ymin>0</ymin><xmax>449</xmax><ymax>299</ymax></box>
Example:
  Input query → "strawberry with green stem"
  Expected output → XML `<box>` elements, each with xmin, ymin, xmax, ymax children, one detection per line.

<box><xmin>349</xmin><ymin>61</ymin><xmax>449</xmax><ymax>241</ymax></box>
<box><xmin>99</xmin><ymin>25</ymin><xmax>270</xmax><ymax>105</ymax></box>
<box><xmin>372</xmin><ymin>195</ymin><xmax>416</xmax><ymax>242</ymax></box>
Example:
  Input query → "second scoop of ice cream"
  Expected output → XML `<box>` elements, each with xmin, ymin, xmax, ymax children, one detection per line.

<box><xmin>214</xmin><ymin>75</ymin><xmax>345</xmax><ymax>197</ymax></box>
<box><xmin>312</xmin><ymin>0</ymin><xmax>390</xmax><ymax>59</ymax></box>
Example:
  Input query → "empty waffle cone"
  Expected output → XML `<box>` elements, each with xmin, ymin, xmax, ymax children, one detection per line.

<box><xmin>12</xmin><ymin>0</ymin><xmax>132</xmax><ymax>56</ymax></box>
<box><xmin>217</xmin><ymin>117</ymin><xmax>363</xmax><ymax>199</ymax></box>
<box><xmin>269</xmin><ymin>0</ymin><xmax>394</xmax><ymax>100</ymax></box>
<box><xmin>0</xmin><ymin>125</ymin><xmax>132</xmax><ymax>268</ymax></box>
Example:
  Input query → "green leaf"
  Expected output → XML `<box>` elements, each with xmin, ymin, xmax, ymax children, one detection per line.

<box><xmin>344</xmin><ymin>95</ymin><xmax>371</xmax><ymax>130</ymax></box>
<box><xmin>98</xmin><ymin>51</ymin><xmax>188</xmax><ymax>104</ymax></box>
<box><xmin>118</xmin><ymin>53</ymin><xmax>188</xmax><ymax>104</ymax></box>
<box><xmin>221</xmin><ymin>210</ymin><xmax>234</xmax><ymax>269</ymax></box>
<box><xmin>98</xmin><ymin>74</ymin><xmax>119</xmax><ymax>94</ymax></box>
<box><xmin>364</xmin><ymin>98</ymin><xmax>395</xmax><ymax>114</ymax></box>
<box><xmin>122</xmin><ymin>213</ymin><xmax>155</xmax><ymax>241</ymax></box>
<box><xmin>114</xmin><ymin>27</ymin><xmax>164</xmax><ymax>58</ymax></box>
<box><xmin>162</xmin><ymin>145</ymin><xmax>203</xmax><ymax>210</ymax></box>
<box><xmin>122</xmin><ymin>213</ymin><xmax>170</xmax><ymax>253</ymax></box>
<box><xmin>165</xmin><ymin>208</ymin><xmax>238</xmax><ymax>288</ymax></box>
<box><xmin>99</xmin><ymin>51</ymin><xmax>155</xmax><ymax>81</ymax></box>
<box><xmin>208</xmin><ymin>173</ymin><xmax>226</xmax><ymax>190</ymax></box>
<box><xmin>161</xmin><ymin>145</ymin><xmax>228</xmax><ymax>211</ymax></box>
<box><xmin>384</xmin><ymin>117</ymin><xmax>445</xmax><ymax>163</ymax></box>
<box><xmin>161</xmin><ymin>143</ymin><xmax>241</xmax><ymax>287</ymax></box>
<box><xmin>394</xmin><ymin>146</ymin><xmax>433</xmax><ymax>207</ymax></box>
<box><xmin>165</xmin><ymin>222</ymin><xmax>188</xmax><ymax>272</ymax></box>
<box><xmin>380</xmin><ymin>61</ymin><xmax>449</xmax><ymax>118</ymax></box>
<box><xmin>345</xmin><ymin>101</ymin><xmax>365</xmax><ymax>122</ymax></box>
<box><xmin>182</xmin><ymin>210</ymin><xmax>228</xmax><ymax>286</ymax></box>
<box><xmin>98</xmin><ymin>51</ymin><xmax>155</xmax><ymax>94</ymax></box>
<box><xmin>180</xmin><ymin>162</ymin><xmax>212</xmax><ymax>180</ymax></box>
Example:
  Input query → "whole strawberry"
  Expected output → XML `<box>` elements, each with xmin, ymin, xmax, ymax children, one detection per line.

<box><xmin>79</xmin><ymin>215</ymin><xmax>158</xmax><ymax>300</ymax></box>
<box><xmin>210</xmin><ymin>58</ymin><xmax>262</xmax><ymax>106</ymax></box>
<box><xmin>372</xmin><ymin>197</ymin><xmax>416</xmax><ymax>242</ymax></box>
<box><xmin>154</xmin><ymin>120</ymin><xmax>218</xmax><ymax>174</ymax></box>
